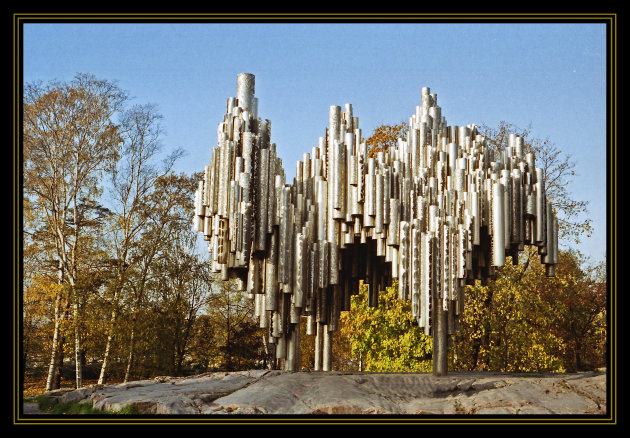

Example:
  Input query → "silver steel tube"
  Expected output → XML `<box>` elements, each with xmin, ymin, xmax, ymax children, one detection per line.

<box><xmin>294</xmin><ymin>232</ymin><xmax>306</xmax><ymax>307</ymax></box>
<box><xmin>388</xmin><ymin>198</ymin><xmax>400</xmax><ymax>246</ymax></box>
<box><xmin>511</xmin><ymin>168</ymin><xmax>522</xmax><ymax>245</ymax></box>
<box><xmin>357</xmin><ymin>145</ymin><xmax>366</xmax><ymax>203</ymax></box>
<box><xmin>197</xmin><ymin>73</ymin><xmax>560</xmax><ymax>377</ymax></box>
<box><xmin>411</xmin><ymin>226</ymin><xmax>421</xmax><ymax>317</ymax></box>
<box><xmin>501</xmin><ymin>170</ymin><xmax>511</xmax><ymax>251</ymax></box>
<box><xmin>492</xmin><ymin>182</ymin><xmax>506</xmax><ymax>267</ymax></box>
<box><xmin>442</xmin><ymin>222</ymin><xmax>451</xmax><ymax>309</ymax></box>
<box><xmin>255</xmin><ymin>147</ymin><xmax>269</xmax><ymax>251</ymax></box>
<box><xmin>285</xmin><ymin>325</ymin><xmax>297</xmax><ymax>371</ymax></box>
<box><xmin>276</xmin><ymin>334</ymin><xmax>286</xmax><ymax>360</ymax></box>
<box><xmin>334</xmin><ymin>140</ymin><xmax>347</xmax><ymax>219</ymax></box>
<box><xmin>375</xmin><ymin>173</ymin><xmax>384</xmax><ymax>234</ymax></box>
<box><xmin>365</xmin><ymin>158</ymin><xmax>376</xmax><ymax>217</ymax></box>
<box><xmin>329</xmin><ymin>241</ymin><xmax>339</xmax><ymax>285</ymax></box>
<box><xmin>265</xmin><ymin>228</ymin><xmax>279</xmax><ymax>311</ymax></box>
<box><xmin>383</xmin><ymin>168</ymin><xmax>391</xmax><ymax>226</ymax></box>
<box><xmin>399</xmin><ymin>221</ymin><xmax>410</xmax><ymax>300</ymax></box>
<box><xmin>535</xmin><ymin>168</ymin><xmax>546</xmax><ymax>244</ymax></box>
<box><xmin>543</xmin><ymin>203</ymin><xmax>558</xmax><ymax>267</ymax></box>
<box><xmin>322</xmin><ymin>325</ymin><xmax>332</xmax><ymax>371</ymax></box>
<box><xmin>314</xmin><ymin>322</ymin><xmax>323</xmax><ymax>370</ymax></box>
<box><xmin>433</xmin><ymin>279</ymin><xmax>448</xmax><ymax>376</ymax></box>
<box><xmin>319</xmin><ymin>241</ymin><xmax>329</xmax><ymax>289</ymax></box>
<box><xmin>236</xmin><ymin>73</ymin><xmax>255</xmax><ymax>112</ymax></box>
<box><xmin>267</xmin><ymin>148</ymin><xmax>277</xmax><ymax>233</ymax></box>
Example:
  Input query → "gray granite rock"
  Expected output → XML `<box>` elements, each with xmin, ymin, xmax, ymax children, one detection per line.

<box><xmin>37</xmin><ymin>370</ymin><xmax>606</xmax><ymax>416</ymax></box>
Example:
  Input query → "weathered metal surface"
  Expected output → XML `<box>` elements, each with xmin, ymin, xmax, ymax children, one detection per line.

<box><xmin>194</xmin><ymin>73</ymin><xmax>559</xmax><ymax>376</ymax></box>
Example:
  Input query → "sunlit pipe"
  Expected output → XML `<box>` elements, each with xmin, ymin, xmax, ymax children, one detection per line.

<box><xmin>294</xmin><ymin>232</ymin><xmax>307</xmax><ymax>307</ymax></box>
<box><xmin>236</xmin><ymin>73</ymin><xmax>255</xmax><ymax>112</ymax></box>
<box><xmin>535</xmin><ymin>168</ymin><xmax>546</xmax><ymax>244</ymax></box>
<box><xmin>388</xmin><ymin>198</ymin><xmax>400</xmax><ymax>247</ymax></box>
<box><xmin>399</xmin><ymin>221</ymin><xmax>410</xmax><ymax>300</ymax></box>
<box><xmin>492</xmin><ymin>182</ymin><xmax>506</xmax><ymax>267</ymax></box>
<box><xmin>511</xmin><ymin>168</ymin><xmax>523</xmax><ymax>245</ymax></box>
<box><xmin>411</xmin><ymin>226</ymin><xmax>421</xmax><ymax>317</ymax></box>
<box><xmin>265</xmin><ymin>228</ymin><xmax>279</xmax><ymax>311</ymax></box>
<box><xmin>322</xmin><ymin>324</ymin><xmax>332</xmax><ymax>371</ymax></box>
<box><xmin>375</xmin><ymin>173</ymin><xmax>384</xmax><ymax>234</ymax></box>
<box><xmin>196</xmin><ymin>74</ymin><xmax>559</xmax><ymax>376</ymax></box>
<box><xmin>255</xmin><ymin>147</ymin><xmax>269</xmax><ymax>252</ymax></box>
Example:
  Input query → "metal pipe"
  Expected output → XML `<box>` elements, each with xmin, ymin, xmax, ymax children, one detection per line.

<box><xmin>535</xmin><ymin>168</ymin><xmax>546</xmax><ymax>244</ymax></box>
<box><xmin>314</xmin><ymin>322</ymin><xmax>323</xmax><ymax>370</ymax></box>
<box><xmin>236</xmin><ymin>73</ymin><xmax>255</xmax><ymax>112</ymax></box>
<box><xmin>492</xmin><ymin>182</ymin><xmax>506</xmax><ymax>267</ymax></box>
<box><xmin>294</xmin><ymin>232</ymin><xmax>306</xmax><ymax>307</ymax></box>
<box><xmin>265</xmin><ymin>228</ymin><xmax>279</xmax><ymax>311</ymax></box>
<box><xmin>255</xmin><ymin>147</ymin><xmax>269</xmax><ymax>252</ymax></box>
<box><xmin>322</xmin><ymin>325</ymin><xmax>332</xmax><ymax>371</ymax></box>
<box><xmin>399</xmin><ymin>221</ymin><xmax>410</xmax><ymax>300</ymax></box>
<box><xmin>388</xmin><ymin>198</ymin><xmax>400</xmax><ymax>246</ymax></box>
<box><xmin>433</xmin><ymin>281</ymin><xmax>448</xmax><ymax>376</ymax></box>
<box><xmin>197</xmin><ymin>73</ymin><xmax>559</xmax><ymax>377</ymax></box>
<box><xmin>375</xmin><ymin>173</ymin><xmax>384</xmax><ymax>234</ymax></box>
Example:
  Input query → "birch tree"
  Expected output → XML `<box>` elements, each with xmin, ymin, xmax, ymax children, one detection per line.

<box><xmin>121</xmin><ymin>172</ymin><xmax>198</xmax><ymax>382</ymax></box>
<box><xmin>23</xmin><ymin>73</ymin><xmax>127</xmax><ymax>390</ymax></box>
<box><xmin>480</xmin><ymin>121</ymin><xmax>592</xmax><ymax>244</ymax></box>
<box><xmin>98</xmin><ymin>103</ymin><xmax>181</xmax><ymax>384</ymax></box>
<box><xmin>150</xmin><ymin>232</ymin><xmax>213</xmax><ymax>376</ymax></box>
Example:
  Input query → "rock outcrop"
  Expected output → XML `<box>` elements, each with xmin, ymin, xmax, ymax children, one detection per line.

<box><xmin>37</xmin><ymin>370</ymin><xmax>606</xmax><ymax>416</ymax></box>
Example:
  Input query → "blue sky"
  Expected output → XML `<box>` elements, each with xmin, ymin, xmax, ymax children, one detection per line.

<box><xmin>21</xmin><ymin>20</ymin><xmax>609</xmax><ymax>264</ymax></box>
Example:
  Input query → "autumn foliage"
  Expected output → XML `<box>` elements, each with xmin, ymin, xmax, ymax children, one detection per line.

<box><xmin>21</xmin><ymin>76</ymin><xmax>607</xmax><ymax>398</ymax></box>
<box><xmin>335</xmin><ymin>122</ymin><xmax>607</xmax><ymax>374</ymax></box>
<box><xmin>365</xmin><ymin>122</ymin><xmax>409</xmax><ymax>157</ymax></box>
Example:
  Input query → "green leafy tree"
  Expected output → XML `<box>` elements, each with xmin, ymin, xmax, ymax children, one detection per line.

<box><xmin>453</xmin><ymin>248</ymin><xmax>567</xmax><ymax>373</ymax></box>
<box><xmin>204</xmin><ymin>280</ymin><xmax>267</xmax><ymax>371</ymax></box>
<box><xmin>219</xmin><ymin>320</ymin><xmax>269</xmax><ymax>371</ymax></box>
<box><xmin>340</xmin><ymin>282</ymin><xmax>432</xmax><ymax>372</ymax></box>
<box><xmin>98</xmin><ymin>103</ymin><xmax>182</xmax><ymax>384</ymax></box>
<box><xmin>535</xmin><ymin>250</ymin><xmax>607</xmax><ymax>372</ymax></box>
<box><xmin>453</xmin><ymin>248</ymin><xmax>606</xmax><ymax>373</ymax></box>
<box><xmin>342</xmin><ymin>121</ymin><xmax>604</xmax><ymax>374</ymax></box>
<box><xmin>120</xmin><ymin>172</ymin><xmax>200</xmax><ymax>382</ymax></box>
<box><xmin>187</xmin><ymin>315</ymin><xmax>217</xmax><ymax>373</ymax></box>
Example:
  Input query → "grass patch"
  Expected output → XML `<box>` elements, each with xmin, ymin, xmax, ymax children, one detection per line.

<box><xmin>26</xmin><ymin>394</ymin><xmax>56</xmax><ymax>412</ymax></box>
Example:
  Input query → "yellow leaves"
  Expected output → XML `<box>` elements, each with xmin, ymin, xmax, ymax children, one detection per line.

<box><xmin>342</xmin><ymin>283</ymin><xmax>432</xmax><ymax>372</ymax></box>
<box><xmin>25</xmin><ymin>276</ymin><xmax>65</xmax><ymax>304</ymax></box>
<box><xmin>366</xmin><ymin>122</ymin><xmax>409</xmax><ymax>157</ymax></box>
<box><xmin>455</xmin><ymin>258</ymin><xmax>574</xmax><ymax>372</ymax></box>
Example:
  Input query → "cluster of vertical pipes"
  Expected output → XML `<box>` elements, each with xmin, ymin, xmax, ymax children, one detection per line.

<box><xmin>193</xmin><ymin>73</ymin><xmax>559</xmax><ymax>375</ymax></box>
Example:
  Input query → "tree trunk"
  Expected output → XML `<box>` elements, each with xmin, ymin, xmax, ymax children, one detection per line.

<box><xmin>471</xmin><ymin>337</ymin><xmax>481</xmax><ymax>370</ymax></box>
<box><xmin>73</xmin><ymin>296</ymin><xmax>83</xmax><ymax>388</ymax></box>
<box><xmin>54</xmin><ymin>339</ymin><xmax>64</xmax><ymax>389</ymax></box>
<box><xmin>98</xmin><ymin>288</ymin><xmax>120</xmax><ymax>385</ymax></box>
<box><xmin>571</xmin><ymin>339</ymin><xmax>582</xmax><ymax>373</ymax></box>
<box><xmin>71</xmin><ymin>165</ymin><xmax>83</xmax><ymax>389</ymax></box>
<box><xmin>45</xmin><ymin>294</ymin><xmax>63</xmax><ymax>392</ymax></box>
<box><xmin>124</xmin><ymin>324</ymin><xmax>136</xmax><ymax>383</ymax></box>
<box><xmin>98</xmin><ymin>327</ymin><xmax>115</xmax><ymax>384</ymax></box>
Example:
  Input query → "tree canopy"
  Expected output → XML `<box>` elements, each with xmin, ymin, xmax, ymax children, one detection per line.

<box><xmin>334</xmin><ymin>121</ymin><xmax>607</xmax><ymax>375</ymax></box>
<box><xmin>21</xmin><ymin>79</ymin><xmax>607</xmax><ymax>396</ymax></box>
